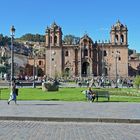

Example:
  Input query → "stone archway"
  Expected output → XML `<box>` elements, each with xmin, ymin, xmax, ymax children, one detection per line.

<box><xmin>82</xmin><ymin>62</ymin><xmax>90</xmax><ymax>76</ymax></box>
<box><xmin>65</xmin><ymin>68</ymin><xmax>70</xmax><ymax>77</ymax></box>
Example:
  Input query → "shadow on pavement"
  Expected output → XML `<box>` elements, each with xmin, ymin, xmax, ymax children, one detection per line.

<box><xmin>15</xmin><ymin>102</ymin><xmax>62</xmax><ymax>106</ymax></box>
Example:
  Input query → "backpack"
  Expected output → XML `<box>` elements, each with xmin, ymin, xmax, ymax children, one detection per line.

<box><xmin>15</xmin><ymin>88</ymin><xmax>18</xmax><ymax>96</ymax></box>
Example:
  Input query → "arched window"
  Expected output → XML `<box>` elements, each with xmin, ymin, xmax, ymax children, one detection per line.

<box><xmin>82</xmin><ymin>62</ymin><xmax>90</xmax><ymax>76</ymax></box>
<box><xmin>65</xmin><ymin>50</ymin><xmax>69</xmax><ymax>56</ymax></box>
<box><xmin>104</xmin><ymin>50</ymin><xmax>107</xmax><ymax>56</ymax></box>
<box><xmin>121</xmin><ymin>35</ymin><xmax>124</xmax><ymax>43</ymax></box>
<box><xmin>115</xmin><ymin>35</ymin><xmax>118</xmax><ymax>43</ymax></box>
<box><xmin>39</xmin><ymin>60</ymin><xmax>43</xmax><ymax>65</ymax></box>
<box><xmin>118</xmin><ymin>57</ymin><xmax>121</xmax><ymax>61</ymax></box>
<box><xmin>65</xmin><ymin>68</ymin><xmax>70</xmax><ymax>77</ymax></box>
<box><xmin>54</xmin><ymin>36</ymin><xmax>57</xmax><ymax>44</ymax></box>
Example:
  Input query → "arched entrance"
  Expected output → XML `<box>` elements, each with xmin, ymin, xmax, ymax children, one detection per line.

<box><xmin>82</xmin><ymin>62</ymin><xmax>90</xmax><ymax>76</ymax></box>
<box><xmin>65</xmin><ymin>68</ymin><xmax>70</xmax><ymax>77</ymax></box>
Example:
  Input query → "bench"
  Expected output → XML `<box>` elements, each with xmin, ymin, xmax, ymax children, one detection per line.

<box><xmin>96</xmin><ymin>91</ymin><xmax>110</xmax><ymax>101</ymax></box>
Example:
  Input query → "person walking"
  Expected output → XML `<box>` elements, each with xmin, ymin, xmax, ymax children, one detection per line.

<box><xmin>8</xmin><ymin>82</ymin><xmax>18</xmax><ymax>105</ymax></box>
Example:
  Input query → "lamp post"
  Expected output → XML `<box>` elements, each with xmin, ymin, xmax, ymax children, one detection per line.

<box><xmin>80</xmin><ymin>45</ymin><xmax>82</xmax><ymax>79</ymax></box>
<box><xmin>52</xmin><ymin>51</ymin><xmax>56</xmax><ymax>78</ymax></box>
<box><xmin>101</xmin><ymin>43</ymin><xmax>105</xmax><ymax>77</ymax></box>
<box><xmin>32</xmin><ymin>50</ymin><xmax>36</xmax><ymax>88</ymax></box>
<box><xmin>10</xmin><ymin>25</ymin><xmax>15</xmax><ymax>88</ymax></box>
<box><xmin>47</xmin><ymin>28</ymin><xmax>52</xmax><ymax>78</ymax></box>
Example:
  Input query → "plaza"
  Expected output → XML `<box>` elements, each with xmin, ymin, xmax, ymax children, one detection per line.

<box><xmin>0</xmin><ymin>121</ymin><xmax>140</xmax><ymax>140</ymax></box>
<box><xmin>0</xmin><ymin>0</ymin><xmax>140</xmax><ymax>139</ymax></box>
<box><xmin>0</xmin><ymin>100</ymin><xmax>140</xmax><ymax>139</ymax></box>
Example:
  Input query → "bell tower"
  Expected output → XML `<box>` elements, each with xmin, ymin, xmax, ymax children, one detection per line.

<box><xmin>110</xmin><ymin>20</ymin><xmax>128</xmax><ymax>46</ymax></box>
<box><xmin>45</xmin><ymin>22</ymin><xmax>62</xmax><ymax>47</ymax></box>
<box><xmin>45</xmin><ymin>22</ymin><xmax>63</xmax><ymax>78</ymax></box>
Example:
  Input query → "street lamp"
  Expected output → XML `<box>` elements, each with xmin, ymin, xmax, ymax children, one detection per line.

<box><xmin>10</xmin><ymin>25</ymin><xmax>15</xmax><ymax>88</ymax></box>
<box><xmin>79</xmin><ymin>45</ymin><xmax>82</xmax><ymax>79</ymax></box>
<box><xmin>52</xmin><ymin>51</ymin><xmax>56</xmax><ymax>78</ymax></box>
<box><xmin>46</xmin><ymin>28</ymin><xmax>52</xmax><ymax>78</ymax></box>
<box><xmin>101</xmin><ymin>42</ymin><xmax>105</xmax><ymax>77</ymax></box>
<box><xmin>32</xmin><ymin>50</ymin><xmax>36</xmax><ymax>88</ymax></box>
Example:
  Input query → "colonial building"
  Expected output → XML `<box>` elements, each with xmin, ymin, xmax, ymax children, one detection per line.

<box><xmin>45</xmin><ymin>20</ymin><xmax>128</xmax><ymax>79</ymax></box>
<box><xmin>46</xmin><ymin>21</ymin><xmax>128</xmax><ymax>78</ymax></box>
<box><xmin>128</xmin><ymin>50</ymin><xmax>140</xmax><ymax>76</ymax></box>
<box><xmin>27</xmin><ymin>50</ymin><xmax>46</xmax><ymax>77</ymax></box>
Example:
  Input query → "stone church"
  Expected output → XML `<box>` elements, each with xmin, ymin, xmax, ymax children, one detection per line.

<box><xmin>45</xmin><ymin>20</ymin><xmax>128</xmax><ymax>79</ymax></box>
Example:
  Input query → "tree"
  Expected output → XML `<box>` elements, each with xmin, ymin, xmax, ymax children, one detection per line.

<box><xmin>0</xmin><ymin>34</ymin><xmax>11</xmax><ymax>46</ymax></box>
<box><xmin>0</xmin><ymin>65</ymin><xmax>6</xmax><ymax>73</ymax></box>
<box><xmin>18</xmin><ymin>33</ymin><xmax>45</xmax><ymax>42</ymax></box>
<box><xmin>128</xmin><ymin>49</ymin><xmax>134</xmax><ymax>56</ymax></box>
<box><xmin>133</xmin><ymin>75</ymin><xmax>140</xmax><ymax>89</ymax></box>
<box><xmin>63</xmin><ymin>35</ymin><xmax>80</xmax><ymax>45</ymax></box>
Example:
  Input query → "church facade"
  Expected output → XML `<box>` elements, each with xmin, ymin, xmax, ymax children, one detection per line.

<box><xmin>45</xmin><ymin>21</ymin><xmax>128</xmax><ymax>79</ymax></box>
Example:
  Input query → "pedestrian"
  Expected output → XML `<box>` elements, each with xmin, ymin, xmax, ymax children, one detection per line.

<box><xmin>86</xmin><ymin>80</ymin><xmax>89</xmax><ymax>87</ymax></box>
<box><xmin>7</xmin><ymin>82</ymin><xmax>18</xmax><ymax>105</ymax></box>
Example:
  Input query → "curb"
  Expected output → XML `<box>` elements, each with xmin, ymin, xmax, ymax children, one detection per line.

<box><xmin>0</xmin><ymin>116</ymin><xmax>140</xmax><ymax>123</ymax></box>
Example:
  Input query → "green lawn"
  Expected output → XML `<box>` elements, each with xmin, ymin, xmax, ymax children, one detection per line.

<box><xmin>1</xmin><ymin>87</ymin><xmax>140</xmax><ymax>102</ymax></box>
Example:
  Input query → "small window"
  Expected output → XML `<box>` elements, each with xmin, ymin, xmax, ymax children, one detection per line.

<box><xmin>54</xmin><ymin>36</ymin><xmax>57</xmax><ymax>44</ymax></box>
<box><xmin>115</xmin><ymin>35</ymin><xmax>118</xmax><ymax>43</ymax></box>
<box><xmin>104</xmin><ymin>50</ymin><xmax>107</xmax><ymax>56</ymax></box>
<box><xmin>118</xmin><ymin>57</ymin><xmax>121</xmax><ymax>61</ymax></box>
<box><xmin>65</xmin><ymin>50</ymin><xmax>69</xmax><ymax>56</ymax></box>
<box><xmin>39</xmin><ymin>60</ymin><xmax>43</xmax><ymax>65</ymax></box>
<box><xmin>121</xmin><ymin>35</ymin><xmax>124</xmax><ymax>43</ymax></box>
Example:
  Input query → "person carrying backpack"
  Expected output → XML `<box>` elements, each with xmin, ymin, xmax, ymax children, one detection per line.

<box><xmin>8</xmin><ymin>82</ymin><xmax>18</xmax><ymax>105</ymax></box>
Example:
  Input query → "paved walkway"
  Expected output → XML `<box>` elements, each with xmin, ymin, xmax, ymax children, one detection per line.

<box><xmin>1</xmin><ymin>101</ymin><xmax>140</xmax><ymax>140</ymax></box>
<box><xmin>0</xmin><ymin>100</ymin><xmax>140</xmax><ymax>122</ymax></box>
<box><xmin>1</xmin><ymin>120</ymin><xmax>140</xmax><ymax>140</ymax></box>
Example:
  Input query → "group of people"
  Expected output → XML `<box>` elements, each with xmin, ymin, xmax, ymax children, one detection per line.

<box><xmin>82</xmin><ymin>87</ymin><xmax>96</xmax><ymax>102</ymax></box>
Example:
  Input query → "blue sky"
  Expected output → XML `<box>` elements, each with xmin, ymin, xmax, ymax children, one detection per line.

<box><xmin>0</xmin><ymin>0</ymin><xmax>140</xmax><ymax>52</ymax></box>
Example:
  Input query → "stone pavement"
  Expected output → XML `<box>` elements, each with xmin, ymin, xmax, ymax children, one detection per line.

<box><xmin>1</xmin><ymin>100</ymin><xmax>140</xmax><ymax>140</ymax></box>
<box><xmin>0</xmin><ymin>121</ymin><xmax>140</xmax><ymax>140</ymax></box>
<box><xmin>0</xmin><ymin>100</ymin><xmax>140</xmax><ymax>123</ymax></box>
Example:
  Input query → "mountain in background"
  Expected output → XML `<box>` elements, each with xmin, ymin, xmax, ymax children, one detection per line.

<box><xmin>17</xmin><ymin>33</ymin><xmax>45</xmax><ymax>42</ymax></box>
